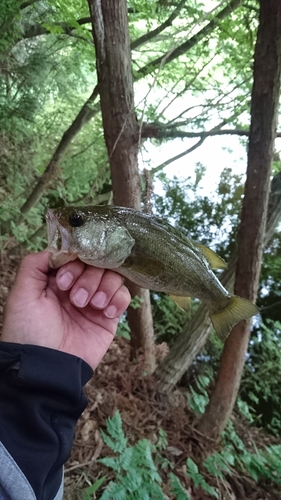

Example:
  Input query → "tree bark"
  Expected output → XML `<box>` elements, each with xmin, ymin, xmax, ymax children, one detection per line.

<box><xmin>87</xmin><ymin>0</ymin><xmax>155</xmax><ymax>371</ymax></box>
<box><xmin>20</xmin><ymin>86</ymin><xmax>99</xmax><ymax>213</ymax></box>
<box><xmin>197</xmin><ymin>0</ymin><xmax>281</xmax><ymax>439</ymax></box>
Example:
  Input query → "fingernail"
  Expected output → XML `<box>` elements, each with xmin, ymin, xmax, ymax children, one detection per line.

<box><xmin>91</xmin><ymin>291</ymin><xmax>107</xmax><ymax>308</ymax></box>
<box><xmin>58</xmin><ymin>271</ymin><xmax>74</xmax><ymax>290</ymax></box>
<box><xmin>104</xmin><ymin>305</ymin><xmax>117</xmax><ymax>319</ymax></box>
<box><xmin>73</xmin><ymin>288</ymin><xmax>89</xmax><ymax>307</ymax></box>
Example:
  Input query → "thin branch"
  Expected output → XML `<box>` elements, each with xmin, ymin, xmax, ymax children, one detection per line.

<box><xmin>20</xmin><ymin>0</ymin><xmax>40</xmax><ymax>10</ymax></box>
<box><xmin>136</xmin><ymin>0</ymin><xmax>245</xmax><ymax>79</ymax></box>
<box><xmin>259</xmin><ymin>301</ymin><xmax>281</xmax><ymax>313</ymax></box>
<box><xmin>165</xmin><ymin>77</ymin><xmax>251</xmax><ymax>125</ymax></box>
<box><xmin>150</xmin><ymin>137</ymin><xmax>206</xmax><ymax>175</ymax></box>
<box><xmin>131</xmin><ymin>0</ymin><xmax>186</xmax><ymax>50</ymax></box>
<box><xmin>70</xmin><ymin>140</ymin><xmax>96</xmax><ymax>159</ymax></box>
<box><xmin>158</xmin><ymin>55</ymin><xmax>217</xmax><ymax>119</ymax></box>
<box><xmin>148</xmin><ymin>116</ymin><xmax>253</xmax><ymax>174</ymax></box>
<box><xmin>76</xmin><ymin>17</ymin><xmax>92</xmax><ymax>25</ymax></box>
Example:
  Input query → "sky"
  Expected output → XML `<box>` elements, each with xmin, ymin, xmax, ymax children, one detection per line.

<box><xmin>139</xmin><ymin>134</ymin><xmax>248</xmax><ymax>196</ymax></box>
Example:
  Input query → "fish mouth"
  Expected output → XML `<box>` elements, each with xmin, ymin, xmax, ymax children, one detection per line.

<box><xmin>45</xmin><ymin>209</ymin><xmax>77</xmax><ymax>268</ymax></box>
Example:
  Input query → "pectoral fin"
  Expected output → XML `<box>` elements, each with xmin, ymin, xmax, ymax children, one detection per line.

<box><xmin>195</xmin><ymin>243</ymin><xmax>227</xmax><ymax>270</ymax></box>
<box><xmin>169</xmin><ymin>295</ymin><xmax>191</xmax><ymax>311</ymax></box>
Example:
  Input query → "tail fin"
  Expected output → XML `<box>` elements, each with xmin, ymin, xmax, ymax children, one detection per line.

<box><xmin>210</xmin><ymin>296</ymin><xmax>259</xmax><ymax>341</ymax></box>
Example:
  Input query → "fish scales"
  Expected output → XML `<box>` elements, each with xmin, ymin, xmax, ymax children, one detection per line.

<box><xmin>46</xmin><ymin>205</ymin><xmax>259</xmax><ymax>340</ymax></box>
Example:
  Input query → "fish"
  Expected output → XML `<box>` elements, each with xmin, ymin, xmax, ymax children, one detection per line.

<box><xmin>45</xmin><ymin>205</ymin><xmax>259</xmax><ymax>340</ymax></box>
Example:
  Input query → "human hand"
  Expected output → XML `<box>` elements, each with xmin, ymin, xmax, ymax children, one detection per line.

<box><xmin>1</xmin><ymin>252</ymin><xmax>131</xmax><ymax>370</ymax></box>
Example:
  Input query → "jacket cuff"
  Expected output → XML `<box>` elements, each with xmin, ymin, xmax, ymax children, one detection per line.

<box><xmin>0</xmin><ymin>342</ymin><xmax>93</xmax><ymax>500</ymax></box>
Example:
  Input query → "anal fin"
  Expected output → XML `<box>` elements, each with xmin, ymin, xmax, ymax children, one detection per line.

<box><xmin>169</xmin><ymin>295</ymin><xmax>191</xmax><ymax>311</ymax></box>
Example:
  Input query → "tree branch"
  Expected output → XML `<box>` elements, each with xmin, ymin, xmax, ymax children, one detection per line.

<box><xmin>20</xmin><ymin>85</ymin><xmax>100</xmax><ymax>213</ymax></box>
<box><xmin>20</xmin><ymin>0</ymin><xmax>40</xmax><ymax>10</ymax></box>
<box><xmin>150</xmin><ymin>138</ymin><xmax>206</xmax><ymax>174</ymax></box>
<box><xmin>22</xmin><ymin>21</ymin><xmax>92</xmax><ymax>40</ymax></box>
<box><xmin>148</xmin><ymin>119</ymin><xmax>239</xmax><ymax>174</ymax></box>
<box><xmin>142</xmin><ymin>124</ymin><xmax>248</xmax><ymax>139</ymax></box>
<box><xmin>136</xmin><ymin>0</ymin><xmax>245</xmax><ymax>79</ymax></box>
<box><xmin>142</xmin><ymin>124</ymin><xmax>281</xmax><ymax>139</ymax></box>
<box><xmin>131</xmin><ymin>0</ymin><xmax>186</xmax><ymax>50</ymax></box>
<box><xmin>21</xmin><ymin>11</ymin><xmax>138</xmax><ymax>41</ymax></box>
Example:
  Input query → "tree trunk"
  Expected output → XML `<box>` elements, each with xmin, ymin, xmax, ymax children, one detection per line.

<box><xmin>20</xmin><ymin>86</ymin><xmax>99</xmax><ymax>213</ymax></box>
<box><xmin>87</xmin><ymin>0</ymin><xmax>155</xmax><ymax>371</ymax></box>
<box><xmin>197</xmin><ymin>0</ymin><xmax>281</xmax><ymax>439</ymax></box>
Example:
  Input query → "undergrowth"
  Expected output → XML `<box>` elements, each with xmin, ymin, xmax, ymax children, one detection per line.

<box><xmin>83</xmin><ymin>405</ymin><xmax>281</xmax><ymax>499</ymax></box>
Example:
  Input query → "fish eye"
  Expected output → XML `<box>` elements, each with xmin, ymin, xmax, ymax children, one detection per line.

<box><xmin>68</xmin><ymin>212</ymin><xmax>85</xmax><ymax>227</ymax></box>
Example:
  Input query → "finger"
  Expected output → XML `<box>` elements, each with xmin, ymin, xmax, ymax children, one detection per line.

<box><xmin>68</xmin><ymin>266</ymin><xmax>106</xmax><ymax>308</ymax></box>
<box><xmin>103</xmin><ymin>284</ymin><xmax>131</xmax><ymax>319</ymax></box>
<box><xmin>80</xmin><ymin>285</ymin><xmax>131</xmax><ymax>335</ymax></box>
<box><xmin>56</xmin><ymin>259</ymin><xmax>86</xmax><ymax>291</ymax></box>
<box><xmin>90</xmin><ymin>270</ymin><xmax>124</xmax><ymax>310</ymax></box>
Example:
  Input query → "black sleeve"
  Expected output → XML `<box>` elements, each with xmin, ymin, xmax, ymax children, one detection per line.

<box><xmin>0</xmin><ymin>342</ymin><xmax>93</xmax><ymax>500</ymax></box>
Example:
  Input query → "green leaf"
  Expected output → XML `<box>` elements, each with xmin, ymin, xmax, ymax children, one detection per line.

<box><xmin>186</xmin><ymin>458</ymin><xmax>219</xmax><ymax>498</ymax></box>
<box><xmin>100</xmin><ymin>411</ymin><xmax>127</xmax><ymax>454</ymax></box>
<box><xmin>83</xmin><ymin>476</ymin><xmax>107</xmax><ymax>499</ymax></box>
<box><xmin>169</xmin><ymin>473</ymin><xmax>191</xmax><ymax>500</ymax></box>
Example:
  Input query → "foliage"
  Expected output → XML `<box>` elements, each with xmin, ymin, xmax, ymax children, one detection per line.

<box><xmin>186</xmin><ymin>457</ymin><xmax>219</xmax><ymax>498</ymax></box>
<box><xmin>221</xmin><ymin>421</ymin><xmax>281</xmax><ymax>486</ymax></box>
<box><xmin>84</xmin><ymin>476</ymin><xmax>107</xmax><ymax>500</ymax></box>
<box><xmin>169</xmin><ymin>473</ymin><xmax>191</xmax><ymax>500</ymax></box>
<box><xmin>186</xmin><ymin>369</ymin><xmax>212</xmax><ymax>415</ymax></box>
<box><xmin>185</xmin><ymin>373</ymin><xmax>281</xmax><ymax>488</ymax></box>
<box><xmin>154</xmin><ymin>165</ymin><xmax>243</xmax><ymax>259</ymax></box>
<box><xmin>116</xmin><ymin>296</ymin><xmax>144</xmax><ymax>339</ymax></box>
<box><xmin>150</xmin><ymin>292</ymin><xmax>187</xmax><ymax>343</ymax></box>
<box><xmin>0</xmin><ymin>0</ymin><xmax>104</xmax><ymax>247</ymax></box>
<box><xmin>257</xmin><ymin>231</ymin><xmax>281</xmax><ymax>324</ymax></box>
<box><xmin>186</xmin><ymin>322</ymin><xmax>281</xmax><ymax>440</ymax></box>
<box><xmin>98</xmin><ymin>411</ymin><xmax>166</xmax><ymax>500</ymax></box>
<box><xmin>1</xmin><ymin>0</ymin><xmax>259</xmax><ymax>250</ymax></box>
<box><xmin>84</xmin><ymin>408</ymin><xmax>281</xmax><ymax>499</ymax></box>
<box><xmin>240</xmin><ymin>320</ymin><xmax>281</xmax><ymax>436</ymax></box>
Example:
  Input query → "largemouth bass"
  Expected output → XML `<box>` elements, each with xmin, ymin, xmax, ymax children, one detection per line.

<box><xmin>46</xmin><ymin>205</ymin><xmax>259</xmax><ymax>340</ymax></box>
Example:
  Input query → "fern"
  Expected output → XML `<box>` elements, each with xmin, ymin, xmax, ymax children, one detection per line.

<box><xmin>99</xmin><ymin>481</ymin><xmax>128</xmax><ymax>500</ymax></box>
<box><xmin>100</xmin><ymin>411</ymin><xmax>127</xmax><ymax>454</ymax></box>
<box><xmin>156</xmin><ymin>428</ymin><xmax>168</xmax><ymax>451</ymax></box>
<box><xmin>186</xmin><ymin>458</ymin><xmax>219</xmax><ymax>498</ymax></box>
<box><xmin>169</xmin><ymin>472</ymin><xmax>191</xmax><ymax>500</ymax></box>
<box><xmin>98</xmin><ymin>412</ymin><xmax>167</xmax><ymax>500</ymax></box>
<box><xmin>203</xmin><ymin>449</ymin><xmax>234</xmax><ymax>479</ymax></box>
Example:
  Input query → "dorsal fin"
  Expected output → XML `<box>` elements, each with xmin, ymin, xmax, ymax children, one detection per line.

<box><xmin>195</xmin><ymin>243</ymin><xmax>227</xmax><ymax>270</ymax></box>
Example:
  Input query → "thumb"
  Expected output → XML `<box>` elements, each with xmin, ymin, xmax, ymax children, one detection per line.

<box><xmin>13</xmin><ymin>251</ymin><xmax>50</xmax><ymax>298</ymax></box>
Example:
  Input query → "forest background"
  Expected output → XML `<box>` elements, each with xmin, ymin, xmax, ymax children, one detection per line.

<box><xmin>1</xmin><ymin>0</ymin><xmax>281</xmax><ymax>498</ymax></box>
